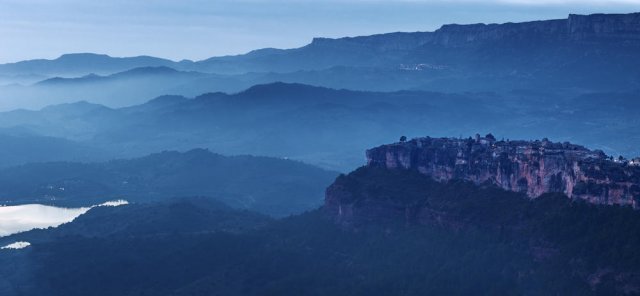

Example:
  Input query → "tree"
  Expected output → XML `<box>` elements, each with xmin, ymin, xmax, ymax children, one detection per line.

<box><xmin>485</xmin><ymin>133</ymin><xmax>496</xmax><ymax>141</ymax></box>
<box><xmin>400</xmin><ymin>136</ymin><xmax>407</xmax><ymax>142</ymax></box>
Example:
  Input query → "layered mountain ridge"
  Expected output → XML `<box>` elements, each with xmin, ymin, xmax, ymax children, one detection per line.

<box><xmin>1</xmin><ymin>82</ymin><xmax>640</xmax><ymax>171</ymax></box>
<box><xmin>1</xmin><ymin>12</ymin><xmax>640</xmax><ymax>110</ymax></box>
<box><xmin>3</xmin><ymin>12</ymin><xmax>639</xmax><ymax>77</ymax></box>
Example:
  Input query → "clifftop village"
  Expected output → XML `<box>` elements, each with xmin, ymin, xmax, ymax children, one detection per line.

<box><xmin>399</xmin><ymin>133</ymin><xmax>640</xmax><ymax>167</ymax></box>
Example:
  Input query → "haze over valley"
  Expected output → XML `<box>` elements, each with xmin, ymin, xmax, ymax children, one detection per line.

<box><xmin>1</xmin><ymin>4</ymin><xmax>640</xmax><ymax>295</ymax></box>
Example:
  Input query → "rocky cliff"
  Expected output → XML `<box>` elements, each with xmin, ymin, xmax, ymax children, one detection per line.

<box><xmin>310</xmin><ymin>12</ymin><xmax>640</xmax><ymax>51</ymax></box>
<box><xmin>567</xmin><ymin>13</ymin><xmax>640</xmax><ymax>41</ymax></box>
<box><xmin>359</xmin><ymin>135</ymin><xmax>640</xmax><ymax>208</ymax></box>
<box><xmin>432</xmin><ymin>13</ymin><xmax>640</xmax><ymax>46</ymax></box>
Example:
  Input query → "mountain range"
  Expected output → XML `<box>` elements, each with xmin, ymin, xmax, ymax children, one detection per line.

<box><xmin>0</xmin><ymin>82</ymin><xmax>638</xmax><ymax>171</ymax></box>
<box><xmin>4</xmin><ymin>13</ymin><xmax>640</xmax><ymax>76</ymax></box>
<box><xmin>0</xmin><ymin>11</ymin><xmax>640</xmax><ymax>296</ymax></box>
<box><xmin>1</xmin><ymin>13</ymin><xmax>639</xmax><ymax>110</ymax></box>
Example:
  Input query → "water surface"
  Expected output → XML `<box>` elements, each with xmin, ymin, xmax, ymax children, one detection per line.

<box><xmin>0</xmin><ymin>200</ymin><xmax>128</xmax><ymax>237</ymax></box>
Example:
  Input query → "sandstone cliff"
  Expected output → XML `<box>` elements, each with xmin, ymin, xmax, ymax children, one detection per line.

<box><xmin>363</xmin><ymin>135</ymin><xmax>640</xmax><ymax>208</ymax></box>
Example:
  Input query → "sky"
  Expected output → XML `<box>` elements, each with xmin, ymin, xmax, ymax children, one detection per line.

<box><xmin>0</xmin><ymin>0</ymin><xmax>639</xmax><ymax>63</ymax></box>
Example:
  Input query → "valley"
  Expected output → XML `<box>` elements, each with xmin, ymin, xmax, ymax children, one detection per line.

<box><xmin>1</xmin><ymin>9</ymin><xmax>640</xmax><ymax>296</ymax></box>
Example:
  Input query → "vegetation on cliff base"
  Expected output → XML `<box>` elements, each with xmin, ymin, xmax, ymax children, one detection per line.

<box><xmin>2</xmin><ymin>167</ymin><xmax>640</xmax><ymax>295</ymax></box>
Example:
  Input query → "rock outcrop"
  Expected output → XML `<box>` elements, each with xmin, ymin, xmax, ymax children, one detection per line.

<box><xmin>310</xmin><ymin>12</ymin><xmax>640</xmax><ymax>51</ymax></box>
<box><xmin>363</xmin><ymin>135</ymin><xmax>640</xmax><ymax>208</ymax></box>
<box><xmin>567</xmin><ymin>13</ymin><xmax>640</xmax><ymax>41</ymax></box>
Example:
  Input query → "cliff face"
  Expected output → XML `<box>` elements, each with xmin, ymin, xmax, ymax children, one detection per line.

<box><xmin>364</xmin><ymin>136</ymin><xmax>640</xmax><ymax>208</ymax></box>
<box><xmin>309</xmin><ymin>12</ymin><xmax>640</xmax><ymax>51</ymax></box>
<box><xmin>432</xmin><ymin>20</ymin><xmax>567</xmax><ymax>47</ymax></box>
<box><xmin>431</xmin><ymin>13</ymin><xmax>640</xmax><ymax>47</ymax></box>
<box><xmin>310</xmin><ymin>32</ymin><xmax>435</xmax><ymax>53</ymax></box>
<box><xmin>568</xmin><ymin>13</ymin><xmax>640</xmax><ymax>41</ymax></box>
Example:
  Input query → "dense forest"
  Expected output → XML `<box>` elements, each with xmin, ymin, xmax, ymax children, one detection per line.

<box><xmin>0</xmin><ymin>149</ymin><xmax>337</xmax><ymax>217</ymax></box>
<box><xmin>2</xmin><ymin>167</ymin><xmax>640</xmax><ymax>295</ymax></box>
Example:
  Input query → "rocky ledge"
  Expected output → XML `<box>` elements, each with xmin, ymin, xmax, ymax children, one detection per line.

<box><xmin>310</xmin><ymin>12</ymin><xmax>640</xmax><ymax>51</ymax></box>
<box><xmin>360</xmin><ymin>135</ymin><xmax>640</xmax><ymax>208</ymax></box>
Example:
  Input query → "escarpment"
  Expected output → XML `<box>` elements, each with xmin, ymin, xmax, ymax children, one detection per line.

<box><xmin>309</xmin><ymin>12</ymin><xmax>640</xmax><ymax>51</ymax></box>
<box><xmin>324</xmin><ymin>135</ymin><xmax>640</xmax><ymax>229</ymax></box>
<box><xmin>363</xmin><ymin>135</ymin><xmax>640</xmax><ymax>208</ymax></box>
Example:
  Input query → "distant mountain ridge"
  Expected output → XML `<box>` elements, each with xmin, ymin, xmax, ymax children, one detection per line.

<box><xmin>0</xmin><ymin>82</ymin><xmax>639</xmax><ymax>171</ymax></box>
<box><xmin>0</xmin><ymin>12</ymin><xmax>637</xmax><ymax>113</ymax></box>
<box><xmin>35</xmin><ymin>66</ymin><xmax>199</xmax><ymax>86</ymax></box>
<box><xmin>0</xmin><ymin>131</ymin><xmax>106</xmax><ymax>168</ymax></box>
<box><xmin>311</xmin><ymin>12</ymin><xmax>640</xmax><ymax>48</ymax></box>
<box><xmin>1</xmin><ymin>12</ymin><xmax>639</xmax><ymax>110</ymax></box>
<box><xmin>0</xmin><ymin>53</ymin><xmax>181</xmax><ymax>77</ymax></box>
<box><xmin>2</xmin><ymin>12</ymin><xmax>639</xmax><ymax>76</ymax></box>
<box><xmin>192</xmin><ymin>12</ymin><xmax>640</xmax><ymax>76</ymax></box>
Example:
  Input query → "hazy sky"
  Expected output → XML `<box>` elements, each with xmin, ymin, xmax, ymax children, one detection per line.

<box><xmin>1</xmin><ymin>0</ymin><xmax>639</xmax><ymax>63</ymax></box>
